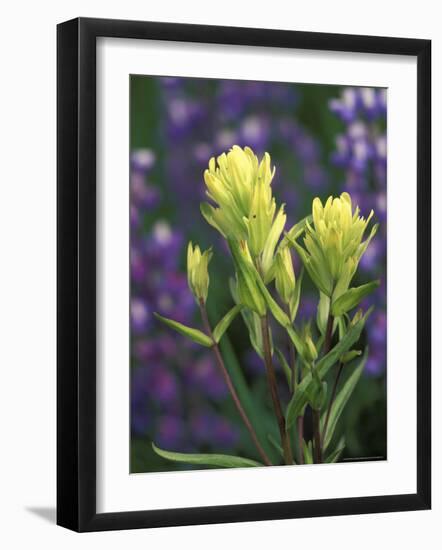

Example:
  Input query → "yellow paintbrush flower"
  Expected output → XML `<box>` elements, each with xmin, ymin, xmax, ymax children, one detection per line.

<box><xmin>291</xmin><ymin>192</ymin><xmax>378</xmax><ymax>299</ymax></box>
<box><xmin>187</xmin><ymin>242</ymin><xmax>212</xmax><ymax>304</ymax></box>
<box><xmin>200</xmin><ymin>146</ymin><xmax>286</xmax><ymax>267</ymax></box>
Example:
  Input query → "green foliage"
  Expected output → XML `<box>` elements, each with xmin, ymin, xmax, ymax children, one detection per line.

<box><xmin>153</xmin><ymin>313</ymin><xmax>213</xmax><ymax>347</ymax></box>
<box><xmin>303</xmin><ymin>440</ymin><xmax>314</xmax><ymax>464</ymax></box>
<box><xmin>289</xmin><ymin>267</ymin><xmax>304</xmax><ymax>322</ymax></box>
<box><xmin>152</xmin><ymin>443</ymin><xmax>263</xmax><ymax>468</ymax></box>
<box><xmin>321</xmin><ymin>349</ymin><xmax>368</xmax><ymax>450</ymax></box>
<box><xmin>285</xmin><ymin>310</ymin><xmax>371</xmax><ymax>429</ymax></box>
<box><xmin>331</xmin><ymin>280</ymin><xmax>380</xmax><ymax>316</ymax></box>
<box><xmin>275</xmin><ymin>348</ymin><xmax>292</xmax><ymax>388</ymax></box>
<box><xmin>213</xmin><ymin>304</ymin><xmax>242</xmax><ymax>343</ymax></box>
<box><xmin>230</xmin><ymin>277</ymin><xmax>266</xmax><ymax>358</ymax></box>
<box><xmin>325</xmin><ymin>438</ymin><xmax>346</xmax><ymax>463</ymax></box>
<box><xmin>228</xmin><ymin>239</ymin><xmax>267</xmax><ymax>316</ymax></box>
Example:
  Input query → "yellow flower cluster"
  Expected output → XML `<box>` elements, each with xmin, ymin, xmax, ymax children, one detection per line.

<box><xmin>293</xmin><ymin>192</ymin><xmax>378</xmax><ymax>299</ymax></box>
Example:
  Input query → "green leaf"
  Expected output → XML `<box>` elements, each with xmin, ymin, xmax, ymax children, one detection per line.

<box><xmin>280</xmin><ymin>215</ymin><xmax>312</xmax><ymax>248</ymax></box>
<box><xmin>303</xmin><ymin>440</ymin><xmax>314</xmax><ymax>464</ymax></box>
<box><xmin>285</xmin><ymin>310</ymin><xmax>371</xmax><ymax>429</ymax></box>
<box><xmin>228</xmin><ymin>239</ymin><xmax>267</xmax><ymax>316</ymax></box>
<box><xmin>230</xmin><ymin>278</ymin><xmax>264</xmax><ymax>357</ymax></box>
<box><xmin>245</xmin><ymin>309</ymin><xmax>266</xmax><ymax>358</ymax></box>
<box><xmin>213</xmin><ymin>304</ymin><xmax>242</xmax><ymax>343</ymax></box>
<box><xmin>325</xmin><ymin>438</ymin><xmax>346</xmax><ymax>463</ymax></box>
<box><xmin>316</xmin><ymin>291</ymin><xmax>330</xmax><ymax>336</ymax></box>
<box><xmin>252</xmin><ymin>269</ymin><xmax>290</xmax><ymax>327</ymax></box>
<box><xmin>337</xmin><ymin>315</ymin><xmax>347</xmax><ymax>340</ymax></box>
<box><xmin>275</xmin><ymin>347</ymin><xmax>292</xmax><ymax>388</ymax></box>
<box><xmin>340</xmin><ymin>350</ymin><xmax>362</xmax><ymax>364</ymax></box>
<box><xmin>230</xmin><ymin>239</ymin><xmax>292</xmax><ymax>329</ymax></box>
<box><xmin>321</xmin><ymin>349</ymin><xmax>368</xmax><ymax>450</ymax></box>
<box><xmin>289</xmin><ymin>267</ymin><xmax>304</xmax><ymax>322</ymax></box>
<box><xmin>152</xmin><ymin>443</ymin><xmax>262</xmax><ymax>468</ymax></box>
<box><xmin>154</xmin><ymin>313</ymin><xmax>213</xmax><ymax>347</ymax></box>
<box><xmin>305</xmin><ymin>368</ymin><xmax>327</xmax><ymax>411</ymax></box>
<box><xmin>331</xmin><ymin>281</ymin><xmax>380</xmax><ymax>317</ymax></box>
<box><xmin>285</xmin><ymin>325</ymin><xmax>306</xmax><ymax>362</ymax></box>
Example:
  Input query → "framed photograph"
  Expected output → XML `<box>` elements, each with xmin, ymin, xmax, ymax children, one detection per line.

<box><xmin>57</xmin><ymin>17</ymin><xmax>431</xmax><ymax>532</ymax></box>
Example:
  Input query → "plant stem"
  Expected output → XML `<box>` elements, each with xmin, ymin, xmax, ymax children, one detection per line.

<box><xmin>324</xmin><ymin>313</ymin><xmax>334</xmax><ymax>355</ymax></box>
<box><xmin>321</xmin><ymin>361</ymin><xmax>344</xmax><ymax>449</ymax></box>
<box><xmin>260</xmin><ymin>316</ymin><xmax>294</xmax><ymax>465</ymax></box>
<box><xmin>284</xmin><ymin>304</ymin><xmax>304</xmax><ymax>465</ymax></box>
<box><xmin>313</xmin><ymin>312</ymin><xmax>334</xmax><ymax>464</ymax></box>
<box><xmin>297</xmin><ymin>416</ymin><xmax>304</xmax><ymax>465</ymax></box>
<box><xmin>312</xmin><ymin>409</ymin><xmax>322</xmax><ymax>464</ymax></box>
<box><xmin>199</xmin><ymin>300</ymin><xmax>272</xmax><ymax>466</ymax></box>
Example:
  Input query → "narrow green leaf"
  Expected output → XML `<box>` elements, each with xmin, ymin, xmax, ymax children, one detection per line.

<box><xmin>325</xmin><ymin>438</ymin><xmax>346</xmax><ymax>463</ymax></box>
<box><xmin>316</xmin><ymin>292</ymin><xmax>330</xmax><ymax>336</ymax></box>
<box><xmin>230</xmin><ymin>278</ymin><xmax>264</xmax><ymax>357</ymax></box>
<box><xmin>152</xmin><ymin>443</ymin><xmax>262</xmax><ymax>468</ymax></box>
<box><xmin>228</xmin><ymin>239</ymin><xmax>267</xmax><ymax>316</ymax></box>
<box><xmin>230</xmin><ymin>239</ymin><xmax>291</xmax><ymax>329</ymax></box>
<box><xmin>275</xmin><ymin>347</ymin><xmax>292</xmax><ymax>387</ymax></box>
<box><xmin>253</xmin><ymin>271</ymin><xmax>290</xmax><ymax>327</ymax></box>
<box><xmin>245</xmin><ymin>309</ymin><xmax>265</xmax><ymax>358</ymax></box>
<box><xmin>303</xmin><ymin>440</ymin><xmax>314</xmax><ymax>464</ymax></box>
<box><xmin>285</xmin><ymin>310</ymin><xmax>371</xmax><ymax>429</ymax></box>
<box><xmin>331</xmin><ymin>280</ymin><xmax>380</xmax><ymax>317</ymax></box>
<box><xmin>213</xmin><ymin>304</ymin><xmax>242</xmax><ymax>343</ymax></box>
<box><xmin>286</xmin><ymin>325</ymin><xmax>306</xmax><ymax>362</ymax></box>
<box><xmin>154</xmin><ymin>313</ymin><xmax>213</xmax><ymax>347</ymax></box>
<box><xmin>337</xmin><ymin>315</ymin><xmax>347</xmax><ymax>340</ymax></box>
<box><xmin>321</xmin><ymin>349</ymin><xmax>368</xmax><ymax>450</ymax></box>
<box><xmin>289</xmin><ymin>267</ymin><xmax>304</xmax><ymax>322</ymax></box>
<box><xmin>340</xmin><ymin>350</ymin><xmax>362</xmax><ymax>364</ymax></box>
<box><xmin>280</xmin><ymin>215</ymin><xmax>312</xmax><ymax>248</ymax></box>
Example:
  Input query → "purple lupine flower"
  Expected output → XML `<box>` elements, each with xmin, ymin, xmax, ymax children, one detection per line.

<box><xmin>156</xmin><ymin>415</ymin><xmax>185</xmax><ymax>449</ymax></box>
<box><xmin>131</xmin><ymin>149</ymin><xmax>156</xmax><ymax>173</ymax></box>
<box><xmin>211</xmin><ymin>416</ymin><xmax>240</xmax><ymax>449</ymax></box>
<box><xmin>131</xmin><ymin>297</ymin><xmax>151</xmax><ymax>334</ymax></box>
<box><xmin>149</xmin><ymin>368</ymin><xmax>179</xmax><ymax>406</ymax></box>
<box><xmin>131</xmin><ymin>172</ymin><xmax>160</xmax><ymax>209</ymax></box>
<box><xmin>184</xmin><ymin>355</ymin><xmax>227</xmax><ymax>400</ymax></box>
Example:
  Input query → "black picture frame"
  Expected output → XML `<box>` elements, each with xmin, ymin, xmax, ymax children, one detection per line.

<box><xmin>57</xmin><ymin>17</ymin><xmax>431</xmax><ymax>532</ymax></box>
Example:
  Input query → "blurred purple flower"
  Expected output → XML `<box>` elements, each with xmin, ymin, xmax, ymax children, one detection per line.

<box><xmin>330</xmin><ymin>86</ymin><xmax>387</xmax><ymax>376</ymax></box>
<box><xmin>131</xmin><ymin>297</ymin><xmax>151</xmax><ymax>334</ymax></box>
<box><xmin>156</xmin><ymin>415</ymin><xmax>185</xmax><ymax>449</ymax></box>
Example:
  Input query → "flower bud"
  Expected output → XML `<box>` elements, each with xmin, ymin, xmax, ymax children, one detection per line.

<box><xmin>301</xmin><ymin>323</ymin><xmax>318</xmax><ymax>363</ymax></box>
<box><xmin>187</xmin><ymin>242</ymin><xmax>212</xmax><ymax>303</ymax></box>
<box><xmin>304</xmin><ymin>334</ymin><xmax>318</xmax><ymax>363</ymax></box>
<box><xmin>274</xmin><ymin>246</ymin><xmax>296</xmax><ymax>306</ymax></box>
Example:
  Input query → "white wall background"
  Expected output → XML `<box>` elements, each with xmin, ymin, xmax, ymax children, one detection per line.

<box><xmin>0</xmin><ymin>0</ymin><xmax>439</xmax><ymax>547</ymax></box>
